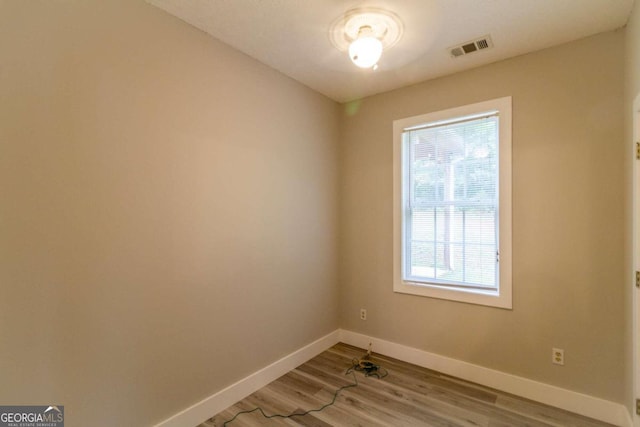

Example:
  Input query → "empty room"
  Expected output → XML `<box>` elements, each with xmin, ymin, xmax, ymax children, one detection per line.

<box><xmin>2</xmin><ymin>0</ymin><xmax>640</xmax><ymax>426</ymax></box>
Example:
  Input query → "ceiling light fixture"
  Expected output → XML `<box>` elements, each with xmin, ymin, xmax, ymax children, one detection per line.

<box><xmin>349</xmin><ymin>25</ymin><xmax>383</xmax><ymax>68</ymax></box>
<box><xmin>330</xmin><ymin>8</ymin><xmax>403</xmax><ymax>70</ymax></box>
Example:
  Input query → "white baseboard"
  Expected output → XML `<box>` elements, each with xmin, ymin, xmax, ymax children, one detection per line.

<box><xmin>339</xmin><ymin>329</ymin><xmax>631</xmax><ymax>427</ymax></box>
<box><xmin>154</xmin><ymin>330</ymin><xmax>340</xmax><ymax>427</ymax></box>
<box><xmin>154</xmin><ymin>328</ymin><xmax>631</xmax><ymax>427</ymax></box>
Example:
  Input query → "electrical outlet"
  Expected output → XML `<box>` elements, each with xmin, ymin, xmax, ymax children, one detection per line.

<box><xmin>552</xmin><ymin>348</ymin><xmax>564</xmax><ymax>365</ymax></box>
<box><xmin>360</xmin><ymin>309</ymin><xmax>367</xmax><ymax>320</ymax></box>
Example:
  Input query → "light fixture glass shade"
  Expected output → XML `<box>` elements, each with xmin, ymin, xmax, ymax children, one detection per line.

<box><xmin>330</xmin><ymin>8</ymin><xmax>403</xmax><ymax>70</ymax></box>
<box><xmin>349</xmin><ymin>35</ymin><xmax>383</xmax><ymax>68</ymax></box>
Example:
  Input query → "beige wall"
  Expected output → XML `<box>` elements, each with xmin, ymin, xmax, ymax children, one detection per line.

<box><xmin>339</xmin><ymin>31</ymin><xmax>625</xmax><ymax>402</ymax></box>
<box><xmin>0</xmin><ymin>1</ymin><xmax>339</xmax><ymax>425</ymax></box>
<box><xmin>626</xmin><ymin>1</ymin><xmax>640</xmax><ymax>100</ymax></box>
<box><xmin>0</xmin><ymin>0</ymin><xmax>632</xmax><ymax>424</ymax></box>
<box><xmin>624</xmin><ymin>0</ymin><xmax>640</xmax><ymax>418</ymax></box>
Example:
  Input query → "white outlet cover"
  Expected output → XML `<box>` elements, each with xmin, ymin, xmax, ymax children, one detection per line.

<box><xmin>552</xmin><ymin>348</ymin><xmax>564</xmax><ymax>365</ymax></box>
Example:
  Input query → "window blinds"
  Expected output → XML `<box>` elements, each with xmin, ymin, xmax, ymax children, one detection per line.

<box><xmin>403</xmin><ymin>112</ymin><xmax>499</xmax><ymax>289</ymax></box>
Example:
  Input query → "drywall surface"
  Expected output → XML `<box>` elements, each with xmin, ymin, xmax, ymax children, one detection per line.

<box><xmin>624</xmin><ymin>0</ymin><xmax>640</xmax><ymax>419</ymax></box>
<box><xmin>339</xmin><ymin>31</ymin><xmax>625</xmax><ymax>402</ymax></box>
<box><xmin>627</xmin><ymin>2</ymin><xmax>640</xmax><ymax>100</ymax></box>
<box><xmin>0</xmin><ymin>1</ymin><xmax>339</xmax><ymax>425</ymax></box>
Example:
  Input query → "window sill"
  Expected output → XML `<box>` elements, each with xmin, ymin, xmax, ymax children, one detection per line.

<box><xmin>394</xmin><ymin>279</ymin><xmax>512</xmax><ymax>309</ymax></box>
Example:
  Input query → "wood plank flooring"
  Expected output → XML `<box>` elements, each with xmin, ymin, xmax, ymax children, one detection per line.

<box><xmin>200</xmin><ymin>343</ymin><xmax>616</xmax><ymax>427</ymax></box>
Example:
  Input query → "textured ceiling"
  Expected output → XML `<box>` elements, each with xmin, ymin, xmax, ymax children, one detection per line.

<box><xmin>147</xmin><ymin>0</ymin><xmax>634</xmax><ymax>102</ymax></box>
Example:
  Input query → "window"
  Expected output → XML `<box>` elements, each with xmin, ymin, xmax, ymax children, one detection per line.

<box><xmin>393</xmin><ymin>97</ymin><xmax>512</xmax><ymax>308</ymax></box>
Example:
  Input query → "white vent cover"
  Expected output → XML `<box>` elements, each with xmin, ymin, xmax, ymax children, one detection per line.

<box><xmin>449</xmin><ymin>35</ymin><xmax>493</xmax><ymax>58</ymax></box>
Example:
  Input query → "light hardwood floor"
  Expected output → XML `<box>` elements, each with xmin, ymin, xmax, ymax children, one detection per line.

<box><xmin>201</xmin><ymin>343</ymin><xmax>615</xmax><ymax>427</ymax></box>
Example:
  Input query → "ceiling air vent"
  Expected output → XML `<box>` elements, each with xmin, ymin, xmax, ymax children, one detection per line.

<box><xmin>449</xmin><ymin>35</ymin><xmax>493</xmax><ymax>58</ymax></box>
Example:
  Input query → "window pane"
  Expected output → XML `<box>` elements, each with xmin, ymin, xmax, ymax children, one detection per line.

<box><xmin>411</xmin><ymin>208</ymin><xmax>434</xmax><ymax>241</ymax></box>
<box><xmin>464</xmin><ymin>208</ymin><xmax>496</xmax><ymax>245</ymax></box>
<box><xmin>464</xmin><ymin>244</ymin><xmax>496</xmax><ymax>287</ymax></box>
<box><xmin>405</xmin><ymin>115</ymin><xmax>498</xmax><ymax>289</ymax></box>
<box><xmin>410</xmin><ymin>240</ymin><xmax>434</xmax><ymax>278</ymax></box>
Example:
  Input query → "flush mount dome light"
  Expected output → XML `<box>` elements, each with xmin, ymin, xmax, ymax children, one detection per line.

<box><xmin>330</xmin><ymin>8</ymin><xmax>403</xmax><ymax>70</ymax></box>
<box><xmin>348</xmin><ymin>26</ymin><xmax>383</xmax><ymax>68</ymax></box>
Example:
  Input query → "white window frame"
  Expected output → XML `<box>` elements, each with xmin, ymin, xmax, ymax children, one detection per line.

<box><xmin>393</xmin><ymin>97</ymin><xmax>512</xmax><ymax>309</ymax></box>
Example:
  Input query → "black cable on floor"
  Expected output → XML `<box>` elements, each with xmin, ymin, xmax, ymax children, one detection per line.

<box><xmin>221</xmin><ymin>370</ymin><xmax>359</xmax><ymax>426</ymax></box>
<box><xmin>345</xmin><ymin>357</ymin><xmax>388</xmax><ymax>379</ymax></box>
